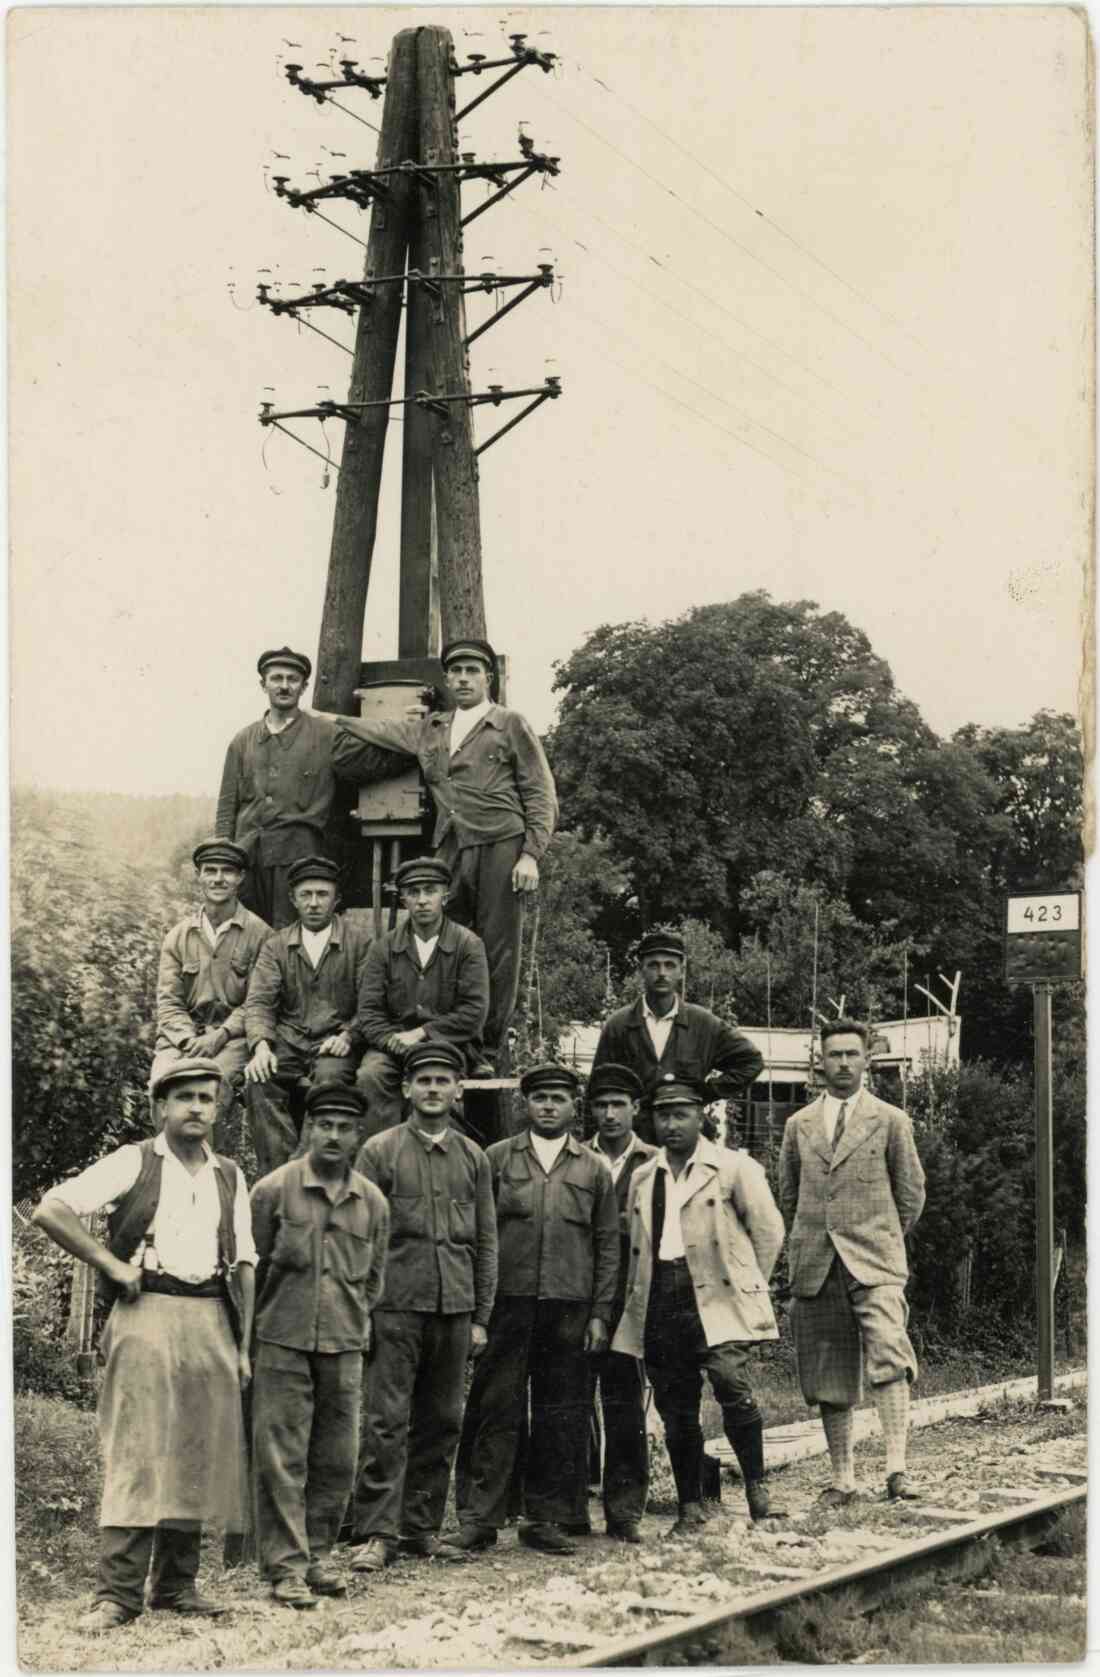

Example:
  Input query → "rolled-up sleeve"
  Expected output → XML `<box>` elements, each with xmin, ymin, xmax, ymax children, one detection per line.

<box><xmin>43</xmin><ymin>1146</ymin><xmax>142</xmax><ymax>1218</ymax></box>
<box><xmin>231</xmin><ymin>1164</ymin><xmax>258</xmax><ymax>1267</ymax></box>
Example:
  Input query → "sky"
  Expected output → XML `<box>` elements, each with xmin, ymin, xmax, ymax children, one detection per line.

<box><xmin>8</xmin><ymin>3</ymin><xmax>1093</xmax><ymax>797</ymax></box>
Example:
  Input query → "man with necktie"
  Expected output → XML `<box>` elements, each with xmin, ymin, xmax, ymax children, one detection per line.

<box><xmin>778</xmin><ymin>1019</ymin><xmax>926</xmax><ymax>1504</ymax></box>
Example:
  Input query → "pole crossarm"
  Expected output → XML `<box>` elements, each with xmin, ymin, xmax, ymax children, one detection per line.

<box><xmin>451</xmin><ymin>35</ymin><xmax>557</xmax><ymax>122</ymax></box>
<box><xmin>285</xmin><ymin>61</ymin><xmax>386</xmax><ymax>102</ymax></box>
<box><xmin>259</xmin><ymin>377</ymin><xmax>562</xmax><ymax>457</ymax></box>
<box><xmin>258</xmin><ymin>266</ymin><xmax>554</xmax><ymax>320</ymax></box>
<box><xmin>272</xmin><ymin>171</ymin><xmax>388</xmax><ymax>212</ymax></box>
<box><xmin>273</xmin><ymin>154</ymin><xmax>560</xmax><ymax>217</ymax></box>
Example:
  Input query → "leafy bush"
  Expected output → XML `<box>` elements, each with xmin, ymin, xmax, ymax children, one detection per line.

<box><xmin>14</xmin><ymin>1394</ymin><xmax>102</xmax><ymax>1599</ymax></box>
<box><xmin>12</xmin><ymin>1221</ymin><xmax>93</xmax><ymax>1408</ymax></box>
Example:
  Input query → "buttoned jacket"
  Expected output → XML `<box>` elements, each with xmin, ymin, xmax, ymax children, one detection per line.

<box><xmin>486</xmin><ymin>1131</ymin><xmax>619</xmax><ymax>1320</ymax></box>
<box><xmin>612</xmin><ymin>1138</ymin><xmax>783</xmax><ymax>1357</ymax></box>
<box><xmin>593</xmin><ymin>1000</ymin><xmax>764</xmax><ymax>1101</ymax></box>
<box><xmin>216</xmin><ymin>710</ymin><xmax>336</xmax><ymax>866</ymax></box>
<box><xmin>155</xmin><ymin>907</ymin><xmax>272</xmax><ymax>1052</ymax></box>
<box><xmin>585</xmin><ymin>1137</ymin><xmax>658</xmax><ymax>1323</ymax></box>
<box><xmin>358</xmin><ymin>916</ymin><xmax>490</xmax><ymax>1054</ymax></box>
<box><xmin>244</xmin><ymin>914</ymin><xmax>371</xmax><ymax>1053</ymax></box>
<box><xmin>778</xmin><ymin>1089</ymin><xmax>926</xmax><ymax>1296</ymax></box>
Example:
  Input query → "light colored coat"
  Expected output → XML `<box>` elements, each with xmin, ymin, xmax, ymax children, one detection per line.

<box><xmin>612</xmin><ymin>1137</ymin><xmax>784</xmax><ymax>1357</ymax></box>
<box><xmin>778</xmin><ymin>1089</ymin><xmax>926</xmax><ymax>1297</ymax></box>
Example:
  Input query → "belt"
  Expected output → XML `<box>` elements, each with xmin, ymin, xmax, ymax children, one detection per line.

<box><xmin>655</xmin><ymin>1256</ymin><xmax>690</xmax><ymax>1270</ymax></box>
<box><xmin>142</xmin><ymin>1272</ymin><xmax>225</xmax><ymax>1300</ymax></box>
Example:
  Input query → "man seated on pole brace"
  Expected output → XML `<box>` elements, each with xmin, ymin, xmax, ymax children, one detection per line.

<box><xmin>356</xmin><ymin>856</ymin><xmax>491</xmax><ymax>1142</ymax></box>
<box><xmin>613</xmin><ymin>1076</ymin><xmax>786</xmax><ymax>1533</ymax></box>
<box><xmin>332</xmin><ymin>638</ymin><xmax>557</xmax><ymax>1072</ymax></box>
<box><xmin>33</xmin><ymin>1059</ymin><xmax>255</xmax><ymax>1631</ymax></box>
<box><xmin>778</xmin><ymin>1018</ymin><xmax>926</xmax><ymax>1504</ymax></box>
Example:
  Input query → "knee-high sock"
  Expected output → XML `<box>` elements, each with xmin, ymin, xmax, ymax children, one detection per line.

<box><xmin>874</xmin><ymin>1378</ymin><xmax>910</xmax><ymax>1475</ymax></box>
<box><xmin>819</xmin><ymin>1401</ymin><xmax>855</xmax><ymax>1490</ymax></box>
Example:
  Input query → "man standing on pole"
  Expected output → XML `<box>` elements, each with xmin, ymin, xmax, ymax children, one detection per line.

<box><xmin>778</xmin><ymin>1019</ymin><xmax>926</xmax><ymax>1504</ymax></box>
<box><xmin>333</xmin><ymin>639</ymin><xmax>557</xmax><ymax>1069</ymax></box>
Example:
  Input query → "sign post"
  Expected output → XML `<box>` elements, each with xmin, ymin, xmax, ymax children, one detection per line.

<box><xmin>1004</xmin><ymin>891</ymin><xmax>1082</xmax><ymax>1403</ymax></box>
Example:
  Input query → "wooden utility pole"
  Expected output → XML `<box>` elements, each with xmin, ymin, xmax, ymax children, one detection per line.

<box><xmin>313</xmin><ymin>28</ymin><xmax>419</xmax><ymax>715</ymax></box>
<box><xmin>1033</xmin><ymin>981</ymin><xmax>1055</xmax><ymax>1401</ymax></box>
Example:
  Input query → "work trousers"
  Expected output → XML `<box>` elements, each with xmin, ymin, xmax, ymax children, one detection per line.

<box><xmin>644</xmin><ymin>1259</ymin><xmax>761</xmax><ymax>1507</ymax></box>
<box><xmin>446</xmin><ymin>834</ymin><xmax>524</xmax><ymax>1064</ymax></box>
<box><xmin>457</xmin><ymin>1295</ymin><xmax>589</xmax><ymax>1530</ymax></box>
<box><xmin>355</xmin><ymin>1050</ymin><xmax>407</xmax><ymax>1141</ymax></box>
<box><xmin>252</xmin><ymin>1342</ymin><xmax>362</xmax><ymax>1582</ymax></box>
<box><xmin>352</xmin><ymin>1309</ymin><xmax>472</xmax><ymax>1542</ymax></box>
<box><xmin>240</xmin><ymin>864</ymin><xmax>302</xmax><ymax>933</ymax></box>
<box><xmin>96</xmin><ymin>1522</ymin><xmax>201</xmax><ymax>1616</ymax></box>
<box><xmin>589</xmin><ymin>1346</ymin><xmax>649</xmax><ymax>1526</ymax></box>
<box><xmin>245</xmin><ymin>1041</ymin><xmax>363</xmax><ymax>1177</ymax></box>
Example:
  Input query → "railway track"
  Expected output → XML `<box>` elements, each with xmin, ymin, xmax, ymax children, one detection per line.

<box><xmin>572</xmin><ymin>1485</ymin><xmax>1084</xmax><ymax>1666</ymax></box>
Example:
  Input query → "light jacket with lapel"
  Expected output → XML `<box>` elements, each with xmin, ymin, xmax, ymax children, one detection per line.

<box><xmin>612</xmin><ymin>1137</ymin><xmax>783</xmax><ymax>1358</ymax></box>
<box><xmin>778</xmin><ymin>1088</ymin><xmax>926</xmax><ymax>1297</ymax></box>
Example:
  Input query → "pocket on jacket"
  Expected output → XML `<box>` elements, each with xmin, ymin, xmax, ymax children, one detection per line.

<box><xmin>272</xmin><ymin>1218</ymin><xmax>313</xmax><ymax>1272</ymax></box>
<box><xmin>333</xmin><ymin>1229</ymin><xmax>373</xmax><ymax>1283</ymax></box>
<box><xmin>227</xmin><ymin>955</ymin><xmax>252</xmax><ymax>1005</ymax></box>
<box><xmin>297</xmin><ymin>766</ymin><xmax>317</xmax><ymax>811</ymax></box>
<box><xmin>389</xmin><ymin>1195</ymin><xmax>429</xmax><ymax>1238</ymax></box>
<box><xmin>858</xmin><ymin>1143</ymin><xmax>887</xmax><ymax>1182</ymax></box>
<box><xmin>449</xmin><ymin>1198</ymin><xmax>476</xmax><ymax>1245</ymax></box>
<box><xmin>561</xmin><ymin>1180</ymin><xmax>595</xmax><ymax>1226</ymax></box>
<box><xmin>497</xmin><ymin>1180</ymin><xmax>534</xmax><ymax>1220</ymax></box>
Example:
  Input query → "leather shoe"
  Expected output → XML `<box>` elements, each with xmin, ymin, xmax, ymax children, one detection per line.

<box><xmin>348</xmin><ymin>1536</ymin><xmax>398</xmax><ymax>1572</ymax></box>
<box><xmin>746</xmin><ymin>1481</ymin><xmax>786</xmax><ymax>1523</ymax></box>
<box><xmin>887</xmin><ymin>1471</ymin><xmax>920</xmax><ymax>1501</ymax></box>
<box><xmin>305</xmin><ymin>1562</ymin><xmax>347</xmax><ymax>1597</ymax></box>
<box><xmin>271</xmin><ymin>1576</ymin><xmax>318</xmax><ymax>1610</ymax></box>
<box><xmin>607</xmin><ymin>1521</ymin><xmax>642</xmax><ymax>1544</ymax></box>
<box><xmin>559</xmin><ymin>1519</ymin><xmax>592</xmax><ymax>1536</ymax></box>
<box><xmin>817</xmin><ymin>1487</ymin><xmax>861</xmax><ymax>1508</ymax></box>
<box><xmin>518</xmin><ymin>1522</ymin><xmax>577</xmax><ymax>1555</ymax></box>
<box><xmin>434</xmin><ymin>1525</ymin><xmax>497</xmax><ymax>1559</ymax></box>
<box><xmin>78</xmin><ymin>1601</ymin><xmax>136</xmax><ymax>1632</ymax></box>
<box><xmin>397</xmin><ymin>1534</ymin><xmax>444</xmax><ymax>1558</ymax></box>
<box><xmin>149</xmin><ymin>1590</ymin><xmax>227</xmax><ymax>1617</ymax></box>
<box><xmin>668</xmin><ymin>1502</ymin><xmax>708</xmax><ymax>1538</ymax></box>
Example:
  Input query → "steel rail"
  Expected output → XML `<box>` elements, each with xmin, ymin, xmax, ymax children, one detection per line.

<box><xmin>571</xmin><ymin>1486</ymin><xmax>1085</xmax><ymax>1667</ymax></box>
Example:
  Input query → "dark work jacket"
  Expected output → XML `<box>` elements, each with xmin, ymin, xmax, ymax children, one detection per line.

<box><xmin>358</xmin><ymin>917</ymin><xmax>490</xmax><ymax>1063</ymax></box>
<box><xmin>593</xmin><ymin>1000</ymin><xmax>764</xmax><ymax>1138</ymax></box>
<box><xmin>98</xmin><ymin>1138</ymin><xmax>244</xmax><ymax>1340</ymax></box>
<box><xmin>486</xmin><ymin>1132</ymin><xmax>619</xmax><ymax>1322</ymax></box>
<box><xmin>215</xmin><ymin>710</ymin><xmax>336</xmax><ymax>867</ymax></box>
<box><xmin>586</xmin><ymin>1137</ymin><xmax>658</xmax><ymax>1326</ymax></box>
<box><xmin>245</xmin><ymin>915</ymin><xmax>371</xmax><ymax>1054</ymax></box>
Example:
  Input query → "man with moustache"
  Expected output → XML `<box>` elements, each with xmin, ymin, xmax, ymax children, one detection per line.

<box><xmin>355</xmin><ymin>856</ymin><xmax>491</xmax><ymax>1142</ymax></box>
<box><xmin>447</xmin><ymin>1064</ymin><xmax>619</xmax><ymax>1557</ymax></box>
<box><xmin>614</xmin><ymin>1077</ymin><xmax>786</xmax><ymax>1533</ymax></box>
<box><xmin>33</xmin><ymin>1060</ymin><xmax>255</xmax><ymax>1630</ymax></box>
<box><xmin>592</xmin><ymin>930</ymin><xmax>764</xmax><ymax>1142</ymax></box>
<box><xmin>216</xmin><ymin>648</ymin><xmax>338</xmax><ymax>929</ymax></box>
<box><xmin>347</xmin><ymin>1041</ymin><xmax>497</xmax><ymax>1570</ymax></box>
<box><xmin>583</xmin><ymin>1063</ymin><xmax>656</xmax><ymax>1543</ymax></box>
<box><xmin>243</xmin><ymin>855</ymin><xmax>371</xmax><ymax>1175</ymax></box>
<box><xmin>333</xmin><ymin>638</ymin><xmax>557</xmax><ymax>1069</ymax></box>
<box><xmin>151</xmin><ymin>838</ymin><xmax>270</xmax><ymax>1136</ymax></box>
<box><xmin>251</xmin><ymin>1084</ymin><xmax>389</xmax><ymax>1609</ymax></box>
<box><xmin>779</xmin><ymin>1019</ymin><xmax>926</xmax><ymax>1504</ymax></box>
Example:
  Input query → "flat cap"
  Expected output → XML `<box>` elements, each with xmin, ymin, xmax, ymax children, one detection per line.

<box><xmin>192</xmin><ymin>837</ymin><xmax>249</xmax><ymax>871</ymax></box>
<box><xmin>404</xmin><ymin>1039</ymin><xmax>465</xmax><ymax>1076</ymax></box>
<box><xmin>257</xmin><ymin>646</ymin><xmax>312</xmax><ymax>680</ymax></box>
<box><xmin>393</xmin><ymin>855</ymin><xmax>452</xmax><ymax>892</ymax></box>
<box><xmin>151</xmin><ymin>1057</ymin><xmax>224</xmax><ymax>1099</ymax></box>
<box><xmin>637</xmin><ymin>928</ymin><xmax>686</xmax><ymax>961</ymax></box>
<box><xmin>304</xmin><ymin>1083</ymin><xmax>368</xmax><ymax>1119</ymax></box>
<box><xmin>287</xmin><ymin>854</ymin><xmax>340</xmax><ymax>889</ymax></box>
<box><xmin>520</xmin><ymin>1062</ymin><xmax>580</xmax><ymax>1097</ymax></box>
<box><xmin>652</xmin><ymin>1075</ymin><xmax>709</xmax><ymax>1109</ymax></box>
<box><xmin>587</xmin><ymin>1062</ymin><xmax>644</xmax><ymax>1101</ymax></box>
<box><xmin>441</xmin><ymin>638</ymin><xmax>497</xmax><ymax>672</ymax></box>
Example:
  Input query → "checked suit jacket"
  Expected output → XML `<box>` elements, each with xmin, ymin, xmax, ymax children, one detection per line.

<box><xmin>778</xmin><ymin>1088</ymin><xmax>926</xmax><ymax>1298</ymax></box>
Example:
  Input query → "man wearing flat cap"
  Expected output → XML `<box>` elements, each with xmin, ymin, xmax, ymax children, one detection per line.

<box><xmin>356</xmin><ymin>855</ymin><xmax>491</xmax><ymax>1141</ymax></box>
<box><xmin>250</xmin><ymin>1083</ymin><xmax>389</xmax><ymax>1609</ymax></box>
<box><xmin>593</xmin><ymin>929</ymin><xmax>764</xmax><ymax>1142</ymax></box>
<box><xmin>333</xmin><ymin>637</ymin><xmax>558</xmax><ymax>1069</ymax></box>
<box><xmin>614</xmin><ymin>1077</ymin><xmax>786</xmax><ymax>1533</ymax></box>
<box><xmin>449</xmin><ymin>1063</ymin><xmax>618</xmax><ymax>1557</ymax></box>
<box><xmin>347</xmin><ymin>1040</ymin><xmax>497</xmax><ymax>1570</ymax></box>
<box><xmin>243</xmin><ymin>855</ymin><xmax>372</xmax><ymax>1175</ymax></box>
<box><xmin>216</xmin><ymin>648</ymin><xmax>339</xmax><ymax>930</ymax></box>
<box><xmin>33</xmin><ymin>1060</ymin><xmax>255</xmax><ymax>1631</ymax></box>
<box><xmin>583</xmin><ymin>1062</ymin><xmax>657</xmax><ymax>1542</ymax></box>
<box><xmin>151</xmin><ymin>839</ymin><xmax>271</xmax><ymax>1139</ymax></box>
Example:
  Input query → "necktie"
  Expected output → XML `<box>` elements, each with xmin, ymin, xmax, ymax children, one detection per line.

<box><xmin>831</xmin><ymin>1101</ymin><xmax>848</xmax><ymax>1155</ymax></box>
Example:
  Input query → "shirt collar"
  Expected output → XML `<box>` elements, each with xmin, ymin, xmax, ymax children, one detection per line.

<box><xmin>394</xmin><ymin>916</ymin><xmax>457</xmax><ymax>954</ymax></box>
<box><xmin>198</xmin><ymin>905</ymin><xmax>245</xmax><ymax>935</ymax></box>
<box><xmin>153</xmin><ymin>1132</ymin><xmax>222</xmax><ymax>1171</ymax></box>
<box><xmin>299</xmin><ymin>1157</ymin><xmax>363</xmax><ymax>1199</ymax></box>
<box><xmin>262</xmin><ymin>709</ymin><xmax>302</xmax><ymax>736</ymax></box>
<box><xmin>289</xmin><ymin>914</ymin><xmax>343</xmax><ymax>947</ymax></box>
<box><xmin>592</xmin><ymin>1133</ymin><xmax>637</xmax><ymax>1163</ymax></box>
<box><xmin>656</xmin><ymin>1143</ymin><xmax>699</xmax><ymax>1176</ymax></box>
<box><xmin>451</xmin><ymin>696</ymin><xmax>492</xmax><ymax>727</ymax></box>
<box><xmin>642</xmin><ymin>994</ymin><xmax>679</xmax><ymax>1026</ymax></box>
<box><xmin>516</xmin><ymin>1130</ymin><xmax>580</xmax><ymax>1156</ymax></box>
<box><xmin>411</xmin><ymin>1125</ymin><xmax>450</xmax><ymax>1151</ymax></box>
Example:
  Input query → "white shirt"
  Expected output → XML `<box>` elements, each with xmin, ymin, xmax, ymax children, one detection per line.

<box><xmin>301</xmin><ymin>923</ymin><xmax>334</xmax><ymax>969</ymax></box>
<box><xmin>592</xmin><ymin>1133</ymin><xmax>638</xmax><ymax>1186</ymax></box>
<box><xmin>821</xmin><ymin>1089</ymin><xmax>858</xmax><ymax>1146</ymax></box>
<box><xmin>655</xmin><ymin>1145</ymin><xmax>700</xmax><ymax>1261</ymax></box>
<box><xmin>529</xmin><ymin>1132</ymin><xmax>569</xmax><ymax>1175</ymax></box>
<box><xmin>449</xmin><ymin>697</ymin><xmax>492</xmax><ymax>755</ymax></box>
<box><xmin>643</xmin><ymin>995</ymin><xmax>678</xmax><ymax>1060</ymax></box>
<box><xmin>44</xmin><ymin>1132</ymin><xmax>257</xmax><ymax>1280</ymax></box>
<box><xmin>200</xmin><ymin>908</ymin><xmax>239</xmax><ymax>949</ymax></box>
<box><xmin>413</xmin><ymin>933</ymin><xmax>440</xmax><ymax>968</ymax></box>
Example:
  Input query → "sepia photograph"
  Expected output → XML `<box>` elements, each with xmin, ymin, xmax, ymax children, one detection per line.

<box><xmin>8</xmin><ymin>2</ymin><xmax>1091</xmax><ymax>1670</ymax></box>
